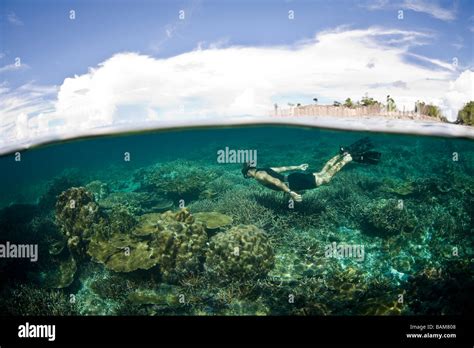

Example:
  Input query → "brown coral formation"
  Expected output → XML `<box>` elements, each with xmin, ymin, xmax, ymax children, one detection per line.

<box><xmin>54</xmin><ymin>186</ymin><xmax>208</xmax><ymax>279</ymax></box>
<box><xmin>194</xmin><ymin>211</ymin><xmax>233</xmax><ymax>230</ymax></box>
<box><xmin>150</xmin><ymin>209</ymin><xmax>208</xmax><ymax>282</ymax></box>
<box><xmin>86</xmin><ymin>208</ymin><xmax>207</xmax><ymax>281</ymax></box>
<box><xmin>87</xmin><ymin>234</ymin><xmax>159</xmax><ymax>273</ymax></box>
<box><xmin>55</xmin><ymin>187</ymin><xmax>103</xmax><ymax>258</ymax></box>
<box><xmin>205</xmin><ymin>224</ymin><xmax>275</xmax><ymax>281</ymax></box>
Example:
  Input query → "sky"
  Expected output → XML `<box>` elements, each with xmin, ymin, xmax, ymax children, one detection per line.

<box><xmin>0</xmin><ymin>0</ymin><xmax>473</xmax><ymax>149</ymax></box>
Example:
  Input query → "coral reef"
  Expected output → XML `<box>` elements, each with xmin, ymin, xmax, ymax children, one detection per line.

<box><xmin>55</xmin><ymin>187</ymin><xmax>102</xmax><ymax>258</ymax></box>
<box><xmin>38</xmin><ymin>174</ymin><xmax>84</xmax><ymax>211</ymax></box>
<box><xmin>149</xmin><ymin>209</ymin><xmax>208</xmax><ymax>282</ymax></box>
<box><xmin>99</xmin><ymin>191</ymin><xmax>173</xmax><ymax>215</ymax></box>
<box><xmin>222</xmin><ymin>298</ymin><xmax>270</xmax><ymax>316</ymax></box>
<box><xmin>360</xmin><ymin>199</ymin><xmax>418</xmax><ymax>236</ymax></box>
<box><xmin>210</xmin><ymin>189</ymin><xmax>277</xmax><ymax>231</ymax></box>
<box><xmin>127</xmin><ymin>285</ymin><xmax>180</xmax><ymax>306</ymax></box>
<box><xmin>105</xmin><ymin>206</ymin><xmax>138</xmax><ymax>236</ymax></box>
<box><xmin>205</xmin><ymin>224</ymin><xmax>275</xmax><ymax>282</ymax></box>
<box><xmin>87</xmin><ymin>234</ymin><xmax>160</xmax><ymax>272</ymax></box>
<box><xmin>85</xmin><ymin>180</ymin><xmax>110</xmax><ymax>200</ymax></box>
<box><xmin>405</xmin><ymin>260</ymin><xmax>474</xmax><ymax>315</ymax></box>
<box><xmin>193</xmin><ymin>211</ymin><xmax>233</xmax><ymax>230</ymax></box>
<box><xmin>137</xmin><ymin>160</ymin><xmax>220</xmax><ymax>201</ymax></box>
<box><xmin>86</xmin><ymin>208</ymin><xmax>207</xmax><ymax>282</ymax></box>
<box><xmin>40</xmin><ymin>254</ymin><xmax>77</xmax><ymax>289</ymax></box>
<box><xmin>381</xmin><ymin>179</ymin><xmax>414</xmax><ymax>196</ymax></box>
<box><xmin>133</xmin><ymin>213</ymin><xmax>163</xmax><ymax>236</ymax></box>
<box><xmin>0</xmin><ymin>283</ymin><xmax>78</xmax><ymax>316</ymax></box>
<box><xmin>1</xmin><ymin>127</ymin><xmax>473</xmax><ymax>316</ymax></box>
<box><xmin>358</xmin><ymin>296</ymin><xmax>405</xmax><ymax>315</ymax></box>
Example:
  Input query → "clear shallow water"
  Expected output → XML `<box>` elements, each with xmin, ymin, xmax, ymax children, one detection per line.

<box><xmin>0</xmin><ymin>125</ymin><xmax>473</xmax><ymax>315</ymax></box>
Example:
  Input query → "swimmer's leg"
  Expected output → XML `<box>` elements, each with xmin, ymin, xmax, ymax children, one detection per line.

<box><xmin>320</xmin><ymin>154</ymin><xmax>343</xmax><ymax>174</ymax></box>
<box><xmin>314</xmin><ymin>153</ymin><xmax>352</xmax><ymax>186</ymax></box>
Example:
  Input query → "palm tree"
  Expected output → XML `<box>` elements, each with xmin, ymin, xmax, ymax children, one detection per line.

<box><xmin>344</xmin><ymin>98</ymin><xmax>354</xmax><ymax>108</ymax></box>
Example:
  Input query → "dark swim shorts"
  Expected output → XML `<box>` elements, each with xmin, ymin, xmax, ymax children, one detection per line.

<box><xmin>287</xmin><ymin>172</ymin><xmax>317</xmax><ymax>191</ymax></box>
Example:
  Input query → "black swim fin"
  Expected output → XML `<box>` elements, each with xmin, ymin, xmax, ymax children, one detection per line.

<box><xmin>340</xmin><ymin>137</ymin><xmax>373</xmax><ymax>156</ymax></box>
<box><xmin>352</xmin><ymin>151</ymin><xmax>381</xmax><ymax>164</ymax></box>
<box><xmin>340</xmin><ymin>138</ymin><xmax>381</xmax><ymax>164</ymax></box>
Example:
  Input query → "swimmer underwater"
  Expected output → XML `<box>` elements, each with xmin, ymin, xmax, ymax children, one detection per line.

<box><xmin>242</xmin><ymin>137</ymin><xmax>381</xmax><ymax>202</ymax></box>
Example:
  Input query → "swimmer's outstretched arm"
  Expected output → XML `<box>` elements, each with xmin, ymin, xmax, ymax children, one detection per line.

<box><xmin>254</xmin><ymin>172</ymin><xmax>302</xmax><ymax>202</ymax></box>
<box><xmin>270</xmin><ymin>164</ymin><xmax>308</xmax><ymax>173</ymax></box>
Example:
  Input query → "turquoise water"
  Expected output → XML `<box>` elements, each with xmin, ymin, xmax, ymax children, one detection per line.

<box><xmin>0</xmin><ymin>125</ymin><xmax>473</xmax><ymax>315</ymax></box>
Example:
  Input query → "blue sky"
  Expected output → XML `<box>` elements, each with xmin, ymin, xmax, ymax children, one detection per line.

<box><xmin>0</xmin><ymin>0</ymin><xmax>473</xmax><ymax>151</ymax></box>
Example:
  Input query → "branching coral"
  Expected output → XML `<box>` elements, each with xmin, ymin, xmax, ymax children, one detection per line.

<box><xmin>360</xmin><ymin>199</ymin><xmax>418</xmax><ymax>236</ymax></box>
<box><xmin>381</xmin><ymin>179</ymin><xmax>415</xmax><ymax>196</ymax></box>
<box><xmin>213</xmin><ymin>189</ymin><xmax>276</xmax><ymax>230</ymax></box>
<box><xmin>99</xmin><ymin>191</ymin><xmax>173</xmax><ymax>215</ymax></box>
<box><xmin>139</xmin><ymin>160</ymin><xmax>220</xmax><ymax>202</ymax></box>
<box><xmin>0</xmin><ymin>284</ymin><xmax>78</xmax><ymax>316</ymax></box>
<box><xmin>85</xmin><ymin>180</ymin><xmax>110</xmax><ymax>201</ymax></box>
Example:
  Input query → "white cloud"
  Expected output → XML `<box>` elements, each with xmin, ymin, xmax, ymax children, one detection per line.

<box><xmin>407</xmin><ymin>53</ymin><xmax>456</xmax><ymax>71</ymax></box>
<box><xmin>402</xmin><ymin>0</ymin><xmax>456</xmax><ymax>21</ymax></box>
<box><xmin>364</xmin><ymin>0</ymin><xmax>390</xmax><ymax>11</ymax></box>
<box><xmin>7</xmin><ymin>12</ymin><xmax>23</xmax><ymax>26</ymax></box>
<box><xmin>149</xmin><ymin>1</ymin><xmax>200</xmax><ymax>53</ymax></box>
<box><xmin>51</xmin><ymin>27</ymin><xmax>448</xmax><ymax>121</ymax></box>
<box><xmin>441</xmin><ymin>70</ymin><xmax>474</xmax><ymax>121</ymax></box>
<box><xmin>451</xmin><ymin>36</ymin><xmax>464</xmax><ymax>50</ymax></box>
<box><xmin>363</xmin><ymin>0</ymin><xmax>456</xmax><ymax>21</ymax></box>
<box><xmin>0</xmin><ymin>83</ymin><xmax>57</xmax><ymax>142</ymax></box>
<box><xmin>1</xmin><ymin>26</ymin><xmax>472</xmax><ymax>151</ymax></box>
<box><xmin>0</xmin><ymin>62</ymin><xmax>29</xmax><ymax>73</ymax></box>
<box><xmin>368</xmin><ymin>80</ymin><xmax>408</xmax><ymax>89</ymax></box>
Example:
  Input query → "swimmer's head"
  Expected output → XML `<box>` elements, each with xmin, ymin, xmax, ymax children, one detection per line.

<box><xmin>241</xmin><ymin>161</ymin><xmax>257</xmax><ymax>178</ymax></box>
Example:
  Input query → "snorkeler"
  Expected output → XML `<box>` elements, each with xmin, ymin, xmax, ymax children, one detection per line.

<box><xmin>242</xmin><ymin>137</ymin><xmax>381</xmax><ymax>202</ymax></box>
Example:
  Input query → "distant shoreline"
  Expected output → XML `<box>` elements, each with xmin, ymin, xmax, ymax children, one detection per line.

<box><xmin>273</xmin><ymin>104</ymin><xmax>447</xmax><ymax>122</ymax></box>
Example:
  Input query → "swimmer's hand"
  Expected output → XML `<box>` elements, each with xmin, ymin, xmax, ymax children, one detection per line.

<box><xmin>299</xmin><ymin>164</ymin><xmax>309</xmax><ymax>171</ymax></box>
<box><xmin>289</xmin><ymin>191</ymin><xmax>302</xmax><ymax>202</ymax></box>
